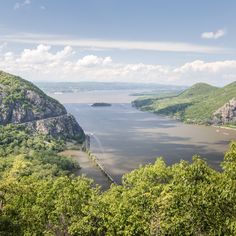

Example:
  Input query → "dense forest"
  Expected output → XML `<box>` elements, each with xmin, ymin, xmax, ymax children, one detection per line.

<box><xmin>1</xmin><ymin>124</ymin><xmax>236</xmax><ymax>235</ymax></box>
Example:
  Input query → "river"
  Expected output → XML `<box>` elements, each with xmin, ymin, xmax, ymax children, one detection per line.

<box><xmin>50</xmin><ymin>90</ymin><xmax>236</xmax><ymax>185</ymax></box>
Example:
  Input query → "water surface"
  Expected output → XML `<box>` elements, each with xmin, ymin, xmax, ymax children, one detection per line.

<box><xmin>51</xmin><ymin>91</ymin><xmax>236</xmax><ymax>184</ymax></box>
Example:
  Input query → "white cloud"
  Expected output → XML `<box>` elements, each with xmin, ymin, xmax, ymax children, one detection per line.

<box><xmin>1</xmin><ymin>33</ymin><xmax>228</xmax><ymax>54</ymax></box>
<box><xmin>201</xmin><ymin>29</ymin><xmax>226</xmax><ymax>39</ymax></box>
<box><xmin>77</xmin><ymin>55</ymin><xmax>112</xmax><ymax>67</ymax></box>
<box><xmin>14</xmin><ymin>3</ymin><xmax>21</xmax><ymax>9</ymax></box>
<box><xmin>0</xmin><ymin>44</ymin><xmax>235</xmax><ymax>86</ymax></box>
<box><xmin>14</xmin><ymin>0</ymin><xmax>31</xmax><ymax>10</ymax></box>
<box><xmin>172</xmin><ymin>60</ymin><xmax>236</xmax><ymax>85</ymax></box>
<box><xmin>174</xmin><ymin>60</ymin><xmax>236</xmax><ymax>73</ymax></box>
<box><xmin>0</xmin><ymin>42</ymin><xmax>7</xmax><ymax>51</ymax></box>
<box><xmin>19</xmin><ymin>44</ymin><xmax>74</xmax><ymax>64</ymax></box>
<box><xmin>40</xmin><ymin>5</ymin><xmax>46</xmax><ymax>10</ymax></box>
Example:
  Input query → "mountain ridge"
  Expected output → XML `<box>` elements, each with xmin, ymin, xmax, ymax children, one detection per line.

<box><xmin>133</xmin><ymin>82</ymin><xmax>236</xmax><ymax>126</ymax></box>
<box><xmin>0</xmin><ymin>71</ymin><xmax>85</xmax><ymax>142</ymax></box>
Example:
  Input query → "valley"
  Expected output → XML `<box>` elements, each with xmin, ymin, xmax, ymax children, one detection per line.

<box><xmin>50</xmin><ymin>90</ymin><xmax>236</xmax><ymax>185</ymax></box>
<box><xmin>1</xmin><ymin>72</ymin><xmax>236</xmax><ymax>235</ymax></box>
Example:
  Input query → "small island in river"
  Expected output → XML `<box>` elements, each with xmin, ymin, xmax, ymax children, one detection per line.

<box><xmin>91</xmin><ymin>102</ymin><xmax>112</xmax><ymax>107</ymax></box>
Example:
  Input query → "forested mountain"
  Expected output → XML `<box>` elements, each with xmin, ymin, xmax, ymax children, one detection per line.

<box><xmin>133</xmin><ymin>82</ymin><xmax>236</xmax><ymax>126</ymax></box>
<box><xmin>0</xmin><ymin>71</ymin><xmax>85</xmax><ymax>141</ymax></box>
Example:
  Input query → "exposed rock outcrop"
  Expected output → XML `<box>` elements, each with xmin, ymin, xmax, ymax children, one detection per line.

<box><xmin>24</xmin><ymin>114</ymin><xmax>85</xmax><ymax>142</ymax></box>
<box><xmin>0</xmin><ymin>77</ymin><xmax>66</xmax><ymax>125</ymax></box>
<box><xmin>213</xmin><ymin>98</ymin><xmax>236</xmax><ymax>124</ymax></box>
<box><xmin>0</xmin><ymin>71</ymin><xmax>85</xmax><ymax>142</ymax></box>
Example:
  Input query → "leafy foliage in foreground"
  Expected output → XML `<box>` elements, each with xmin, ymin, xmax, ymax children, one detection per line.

<box><xmin>0</xmin><ymin>124</ymin><xmax>65</xmax><ymax>156</ymax></box>
<box><xmin>133</xmin><ymin>82</ymin><xmax>236</xmax><ymax>125</ymax></box>
<box><xmin>0</xmin><ymin>124</ymin><xmax>79</xmax><ymax>179</ymax></box>
<box><xmin>1</xmin><ymin>137</ymin><xmax>236</xmax><ymax>235</ymax></box>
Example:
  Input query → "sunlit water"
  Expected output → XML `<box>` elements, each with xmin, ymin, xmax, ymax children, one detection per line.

<box><xmin>50</xmin><ymin>91</ymin><xmax>236</xmax><ymax>184</ymax></box>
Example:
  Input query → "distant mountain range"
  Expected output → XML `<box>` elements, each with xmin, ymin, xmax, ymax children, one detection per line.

<box><xmin>133</xmin><ymin>82</ymin><xmax>236</xmax><ymax>127</ymax></box>
<box><xmin>36</xmin><ymin>81</ymin><xmax>186</xmax><ymax>93</ymax></box>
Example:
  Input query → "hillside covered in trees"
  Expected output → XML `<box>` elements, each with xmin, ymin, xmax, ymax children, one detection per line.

<box><xmin>0</xmin><ymin>71</ymin><xmax>85</xmax><ymax>142</ymax></box>
<box><xmin>133</xmin><ymin>82</ymin><xmax>236</xmax><ymax>127</ymax></box>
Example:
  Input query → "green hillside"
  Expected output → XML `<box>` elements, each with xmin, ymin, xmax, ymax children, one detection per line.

<box><xmin>180</xmin><ymin>83</ymin><xmax>219</xmax><ymax>98</ymax></box>
<box><xmin>133</xmin><ymin>82</ymin><xmax>236</xmax><ymax>125</ymax></box>
<box><xmin>0</xmin><ymin>71</ymin><xmax>66</xmax><ymax>119</ymax></box>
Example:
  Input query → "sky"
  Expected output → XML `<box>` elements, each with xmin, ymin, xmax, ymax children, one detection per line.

<box><xmin>0</xmin><ymin>0</ymin><xmax>236</xmax><ymax>86</ymax></box>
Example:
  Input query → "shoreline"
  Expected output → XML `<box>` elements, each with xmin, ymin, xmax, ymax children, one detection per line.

<box><xmin>212</xmin><ymin>125</ymin><xmax>236</xmax><ymax>132</ymax></box>
<box><xmin>86</xmin><ymin>149</ymin><xmax>117</xmax><ymax>184</ymax></box>
<box><xmin>133</xmin><ymin>105</ymin><xmax>236</xmax><ymax>133</ymax></box>
<box><xmin>60</xmin><ymin>149</ymin><xmax>113</xmax><ymax>190</ymax></box>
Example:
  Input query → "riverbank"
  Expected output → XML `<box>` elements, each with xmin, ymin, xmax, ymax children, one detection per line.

<box><xmin>133</xmin><ymin>103</ymin><xmax>236</xmax><ymax>132</ymax></box>
<box><xmin>132</xmin><ymin>82</ymin><xmax>236</xmax><ymax>129</ymax></box>
<box><xmin>60</xmin><ymin>150</ymin><xmax>112</xmax><ymax>190</ymax></box>
<box><xmin>213</xmin><ymin>125</ymin><xmax>236</xmax><ymax>132</ymax></box>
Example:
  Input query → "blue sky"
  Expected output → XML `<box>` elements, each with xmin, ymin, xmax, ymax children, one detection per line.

<box><xmin>0</xmin><ymin>0</ymin><xmax>236</xmax><ymax>85</ymax></box>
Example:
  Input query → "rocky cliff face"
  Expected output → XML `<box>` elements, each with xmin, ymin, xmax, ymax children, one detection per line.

<box><xmin>24</xmin><ymin>114</ymin><xmax>85</xmax><ymax>142</ymax></box>
<box><xmin>0</xmin><ymin>72</ymin><xmax>67</xmax><ymax>125</ymax></box>
<box><xmin>213</xmin><ymin>98</ymin><xmax>236</xmax><ymax>125</ymax></box>
<box><xmin>0</xmin><ymin>71</ymin><xmax>85</xmax><ymax>142</ymax></box>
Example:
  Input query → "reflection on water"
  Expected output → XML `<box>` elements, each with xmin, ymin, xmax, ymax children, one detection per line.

<box><xmin>65</xmin><ymin>103</ymin><xmax>236</xmax><ymax>184</ymax></box>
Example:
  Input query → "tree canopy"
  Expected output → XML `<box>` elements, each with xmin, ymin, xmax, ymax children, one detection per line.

<box><xmin>0</xmin><ymin>125</ymin><xmax>236</xmax><ymax>235</ymax></box>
